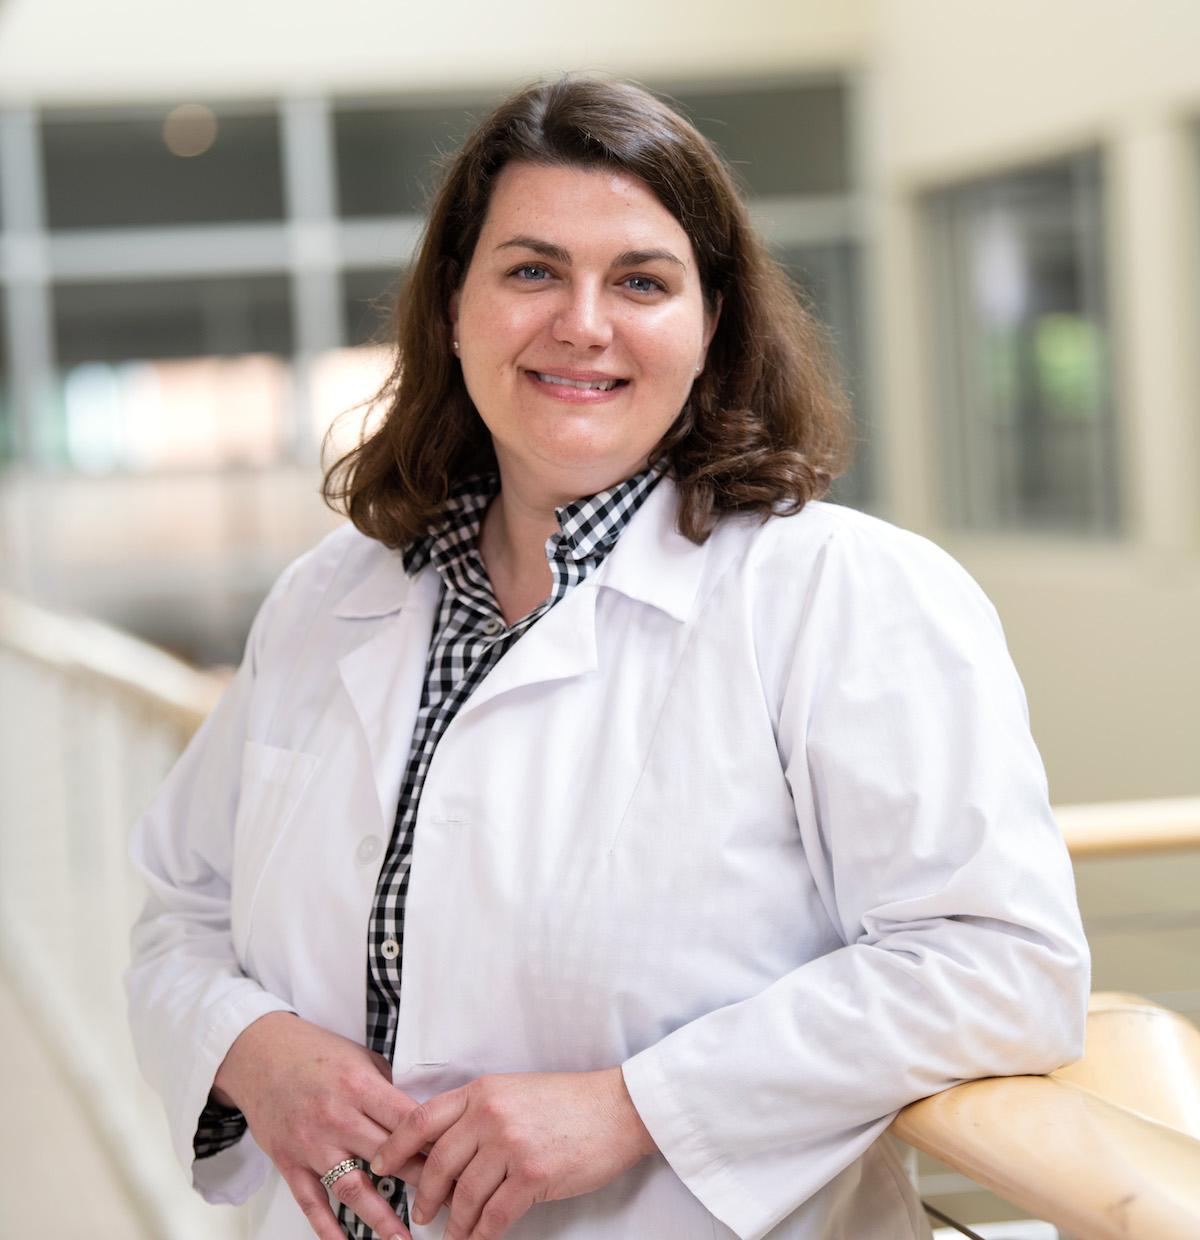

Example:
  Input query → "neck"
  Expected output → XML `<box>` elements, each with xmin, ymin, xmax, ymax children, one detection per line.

<box><xmin>478</xmin><ymin>479</ymin><xmax>560</xmax><ymax>625</ymax></box>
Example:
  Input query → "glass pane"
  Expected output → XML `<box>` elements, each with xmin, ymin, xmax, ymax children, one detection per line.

<box><xmin>51</xmin><ymin>275</ymin><xmax>294</xmax><ymax>471</ymax></box>
<box><xmin>334</xmin><ymin>103</ymin><xmax>485</xmax><ymax>216</ymax></box>
<box><xmin>777</xmin><ymin>242</ymin><xmax>872</xmax><ymax>508</ymax></box>
<box><xmin>54</xmin><ymin>275</ymin><xmax>292</xmax><ymax>365</ymax></box>
<box><xmin>58</xmin><ymin>355</ymin><xmax>289</xmax><ymax>472</ymax></box>
<box><xmin>0</xmin><ymin>295</ymin><xmax>11</xmax><ymax>463</ymax></box>
<box><xmin>342</xmin><ymin>267</ymin><xmax>405</xmax><ymax>347</ymax></box>
<box><xmin>930</xmin><ymin>154</ymin><xmax>1117</xmax><ymax>533</ymax></box>
<box><xmin>41</xmin><ymin>106</ymin><xmax>285</xmax><ymax>229</ymax></box>
<box><xmin>310</xmin><ymin>344</ymin><xmax>392</xmax><ymax>466</ymax></box>
<box><xmin>667</xmin><ymin>83</ymin><xmax>849</xmax><ymax>197</ymax></box>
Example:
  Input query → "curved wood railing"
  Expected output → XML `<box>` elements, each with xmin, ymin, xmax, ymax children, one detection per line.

<box><xmin>0</xmin><ymin>593</ymin><xmax>234</xmax><ymax>1240</ymax></box>
<box><xmin>1055</xmin><ymin>798</ymin><xmax>1200</xmax><ymax>858</ymax></box>
<box><xmin>894</xmin><ymin>993</ymin><xmax>1200</xmax><ymax>1238</ymax></box>
<box><xmin>0</xmin><ymin>591</ymin><xmax>223</xmax><ymax>732</ymax></box>
<box><xmin>3</xmin><ymin>591</ymin><xmax>1200</xmax><ymax>1238</ymax></box>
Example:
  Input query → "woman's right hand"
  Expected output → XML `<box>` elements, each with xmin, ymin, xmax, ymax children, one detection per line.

<box><xmin>213</xmin><ymin>1011</ymin><xmax>424</xmax><ymax>1240</ymax></box>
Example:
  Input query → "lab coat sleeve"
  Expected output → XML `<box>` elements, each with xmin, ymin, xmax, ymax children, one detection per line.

<box><xmin>621</xmin><ymin>520</ymin><xmax>1091</xmax><ymax>1240</ymax></box>
<box><xmin>124</xmin><ymin>561</ymin><xmax>303</xmax><ymax>1205</ymax></box>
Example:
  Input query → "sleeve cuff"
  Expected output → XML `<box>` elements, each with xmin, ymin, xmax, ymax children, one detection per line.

<box><xmin>181</xmin><ymin>990</ymin><xmax>297</xmax><ymax>1205</ymax></box>
<box><xmin>622</xmin><ymin>1046</ymin><xmax>772</xmax><ymax>1240</ymax></box>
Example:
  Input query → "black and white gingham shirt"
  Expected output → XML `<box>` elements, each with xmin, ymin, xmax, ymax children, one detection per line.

<box><xmin>196</xmin><ymin>466</ymin><xmax>661</xmax><ymax>1240</ymax></box>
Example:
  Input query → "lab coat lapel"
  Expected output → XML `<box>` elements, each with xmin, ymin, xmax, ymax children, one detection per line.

<box><xmin>453</xmin><ymin>580</ymin><xmax>600</xmax><ymax>722</ymax></box>
<box><xmin>449</xmin><ymin>477</ymin><xmax>705</xmax><ymax>723</ymax></box>
<box><xmin>335</xmin><ymin>556</ymin><xmax>441</xmax><ymax>830</ymax></box>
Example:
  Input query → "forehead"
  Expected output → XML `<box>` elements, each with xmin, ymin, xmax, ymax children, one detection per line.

<box><xmin>479</xmin><ymin>161</ymin><xmax>696</xmax><ymax>260</ymax></box>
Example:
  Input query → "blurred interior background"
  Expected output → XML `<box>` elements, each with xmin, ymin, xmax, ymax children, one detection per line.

<box><xmin>0</xmin><ymin>1</ymin><xmax>1197</xmax><ymax>1237</ymax></box>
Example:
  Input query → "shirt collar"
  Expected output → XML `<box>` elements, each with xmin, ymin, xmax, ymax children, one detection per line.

<box><xmin>402</xmin><ymin>473</ymin><xmax>498</xmax><ymax>579</ymax></box>
<box><xmin>334</xmin><ymin>471</ymin><xmax>710</xmax><ymax>624</ymax></box>
<box><xmin>402</xmin><ymin>466</ymin><xmax>663</xmax><ymax>583</ymax></box>
<box><xmin>548</xmin><ymin>466</ymin><xmax>663</xmax><ymax>564</ymax></box>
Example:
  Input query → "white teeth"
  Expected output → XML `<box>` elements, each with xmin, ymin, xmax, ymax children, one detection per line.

<box><xmin>535</xmin><ymin>372</ymin><xmax>619</xmax><ymax>391</ymax></box>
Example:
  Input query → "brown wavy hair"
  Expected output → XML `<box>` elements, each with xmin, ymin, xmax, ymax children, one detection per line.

<box><xmin>322</xmin><ymin>75</ymin><xmax>852</xmax><ymax>546</ymax></box>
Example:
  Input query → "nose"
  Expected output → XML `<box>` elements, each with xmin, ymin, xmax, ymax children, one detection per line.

<box><xmin>552</xmin><ymin>280</ymin><xmax>613</xmax><ymax>350</ymax></box>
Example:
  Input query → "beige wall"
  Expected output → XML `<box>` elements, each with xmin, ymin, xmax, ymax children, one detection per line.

<box><xmin>0</xmin><ymin>0</ymin><xmax>870</xmax><ymax>101</ymax></box>
<box><xmin>870</xmin><ymin>0</ymin><xmax>1200</xmax><ymax>802</ymax></box>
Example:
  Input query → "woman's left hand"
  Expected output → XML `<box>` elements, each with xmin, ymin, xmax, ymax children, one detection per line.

<box><xmin>370</xmin><ymin>1067</ymin><xmax>658</xmax><ymax>1239</ymax></box>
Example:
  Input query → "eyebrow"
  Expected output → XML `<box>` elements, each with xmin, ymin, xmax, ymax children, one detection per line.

<box><xmin>495</xmin><ymin>235</ymin><xmax>686</xmax><ymax>270</ymax></box>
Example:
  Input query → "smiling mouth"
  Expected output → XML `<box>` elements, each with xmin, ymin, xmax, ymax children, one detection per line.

<box><xmin>530</xmin><ymin>372</ymin><xmax>628</xmax><ymax>392</ymax></box>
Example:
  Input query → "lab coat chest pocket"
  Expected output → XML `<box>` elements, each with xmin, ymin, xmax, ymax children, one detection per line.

<box><xmin>230</xmin><ymin>741</ymin><xmax>318</xmax><ymax>963</ymax></box>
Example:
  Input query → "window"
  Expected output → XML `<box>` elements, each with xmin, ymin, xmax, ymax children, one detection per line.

<box><xmin>668</xmin><ymin>83</ymin><xmax>849</xmax><ymax>197</ymax></box>
<box><xmin>52</xmin><ymin>275</ymin><xmax>293</xmax><ymax>471</ymax></box>
<box><xmin>0</xmin><ymin>296</ymin><xmax>11</xmax><ymax>464</ymax></box>
<box><xmin>333</xmin><ymin>101</ymin><xmax>489</xmax><ymax>217</ymax></box>
<box><xmin>778</xmin><ymin>241</ymin><xmax>870</xmax><ymax>508</ymax></box>
<box><xmin>661</xmin><ymin>80</ymin><xmax>869</xmax><ymax>505</ymax></box>
<box><xmin>4</xmin><ymin>82</ymin><xmax>868</xmax><ymax>491</ymax></box>
<box><xmin>342</xmin><ymin>267</ymin><xmax>405</xmax><ymax>347</ymax></box>
<box><xmin>928</xmin><ymin>152</ymin><xmax>1118</xmax><ymax>534</ymax></box>
<box><xmin>41</xmin><ymin>104</ymin><xmax>285</xmax><ymax>229</ymax></box>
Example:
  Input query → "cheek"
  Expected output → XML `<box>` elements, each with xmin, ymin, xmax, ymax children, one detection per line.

<box><xmin>464</xmin><ymin>294</ymin><xmax>544</xmax><ymax>355</ymax></box>
<box><xmin>629</xmin><ymin>312</ymin><xmax>705</xmax><ymax>374</ymax></box>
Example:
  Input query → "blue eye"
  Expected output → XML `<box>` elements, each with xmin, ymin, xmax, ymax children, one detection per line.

<box><xmin>625</xmin><ymin>275</ymin><xmax>664</xmax><ymax>294</ymax></box>
<box><xmin>513</xmin><ymin>264</ymin><xmax>550</xmax><ymax>281</ymax></box>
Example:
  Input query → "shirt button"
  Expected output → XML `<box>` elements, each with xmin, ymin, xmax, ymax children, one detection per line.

<box><xmin>380</xmin><ymin>938</ymin><xmax>400</xmax><ymax>960</ymax></box>
<box><xmin>377</xmin><ymin>1177</ymin><xmax>396</xmax><ymax>1198</ymax></box>
<box><xmin>355</xmin><ymin>835</ymin><xmax>381</xmax><ymax>865</ymax></box>
<box><xmin>481</xmin><ymin>617</ymin><xmax>504</xmax><ymax>636</ymax></box>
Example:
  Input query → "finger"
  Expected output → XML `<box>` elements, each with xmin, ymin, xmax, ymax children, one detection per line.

<box><xmin>362</xmin><ymin>1075</ymin><xmax>422</xmax><ymax>1133</ymax></box>
<box><xmin>410</xmin><ymin>1129</ymin><xmax>480</xmax><ymax>1226</ymax></box>
<box><xmin>285</xmin><ymin>1168</ymin><xmax>374</xmax><ymax>1240</ymax></box>
<box><xmin>439</xmin><ymin>1154</ymin><xmax>507</xmax><ymax>1239</ymax></box>
<box><xmin>372</xmin><ymin>1089</ymin><xmax>468</xmax><ymax>1175</ymax></box>
<box><xmin>394</xmin><ymin>1150</ymin><xmax>429</xmax><ymax>1188</ymax></box>
<box><xmin>326</xmin><ymin>1166</ymin><xmax>411</xmax><ymax>1240</ymax></box>
<box><xmin>463</xmin><ymin>1178</ymin><xmax>535</xmax><ymax>1240</ymax></box>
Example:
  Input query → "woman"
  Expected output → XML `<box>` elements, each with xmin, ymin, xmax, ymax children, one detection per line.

<box><xmin>127</xmin><ymin>77</ymin><xmax>1090</xmax><ymax>1240</ymax></box>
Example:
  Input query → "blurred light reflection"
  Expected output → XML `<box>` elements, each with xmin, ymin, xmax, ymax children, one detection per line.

<box><xmin>162</xmin><ymin>104</ymin><xmax>218</xmax><ymax>158</ymax></box>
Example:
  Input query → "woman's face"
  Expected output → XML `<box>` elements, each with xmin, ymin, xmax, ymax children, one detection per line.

<box><xmin>449</xmin><ymin>161</ymin><xmax>719</xmax><ymax>503</ymax></box>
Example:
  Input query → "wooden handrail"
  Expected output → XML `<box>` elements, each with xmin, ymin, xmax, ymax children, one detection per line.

<box><xmin>894</xmin><ymin>994</ymin><xmax>1200</xmax><ymax>1238</ymax></box>
<box><xmin>1053</xmin><ymin>993</ymin><xmax>1200</xmax><ymax>1139</ymax></box>
<box><xmin>1055</xmin><ymin>798</ymin><xmax>1200</xmax><ymax>858</ymax></box>
<box><xmin>0</xmin><ymin>591</ymin><xmax>224</xmax><ymax>733</ymax></box>
<box><xmin>894</xmin><ymin>1073</ymin><xmax>1200</xmax><ymax>1239</ymax></box>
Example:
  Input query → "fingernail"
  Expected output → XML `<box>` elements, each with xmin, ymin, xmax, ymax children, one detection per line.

<box><xmin>412</xmin><ymin>1206</ymin><xmax>427</xmax><ymax>1223</ymax></box>
<box><xmin>370</xmin><ymin>1158</ymin><xmax>384</xmax><ymax>1174</ymax></box>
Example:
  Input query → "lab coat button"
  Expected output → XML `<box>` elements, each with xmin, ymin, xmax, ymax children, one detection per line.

<box><xmin>481</xmin><ymin>617</ymin><xmax>504</xmax><ymax>636</ymax></box>
<box><xmin>355</xmin><ymin>835</ymin><xmax>381</xmax><ymax>865</ymax></box>
<box><xmin>377</xmin><ymin>1177</ymin><xmax>396</xmax><ymax>1198</ymax></box>
<box><xmin>381</xmin><ymin>938</ymin><xmax>400</xmax><ymax>960</ymax></box>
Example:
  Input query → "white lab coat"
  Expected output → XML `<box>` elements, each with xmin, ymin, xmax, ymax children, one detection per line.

<box><xmin>127</xmin><ymin>478</ymin><xmax>1089</xmax><ymax>1240</ymax></box>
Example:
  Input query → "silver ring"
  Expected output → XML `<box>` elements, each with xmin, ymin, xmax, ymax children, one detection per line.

<box><xmin>321</xmin><ymin>1157</ymin><xmax>364</xmax><ymax>1190</ymax></box>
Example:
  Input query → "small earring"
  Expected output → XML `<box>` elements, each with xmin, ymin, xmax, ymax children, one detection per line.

<box><xmin>453</xmin><ymin>340</ymin><xmax>460</xmax><ymax>352</ymax></box>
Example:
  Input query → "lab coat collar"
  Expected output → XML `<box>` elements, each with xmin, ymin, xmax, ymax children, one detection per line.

<box><xmin>331</xmin><ymin>474</ymin><xmax>706</xmax><ymax>625</ymax></box>
<box><xmin>331</xmin><ymin>476</ymin><xmax>707</xmax><ymax>820</ymax></box>
<box><xmin>332</xmin><ymin>546</ymin><xmax>420</xmax><ymax>619</ymax></box>
<box><xmin>591</xmin><ymin>474</ymin><xmax>707</xmax><ymax>624</ymax></box>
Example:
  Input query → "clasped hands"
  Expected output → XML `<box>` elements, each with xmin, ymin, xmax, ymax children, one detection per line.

<box><xmin>212</xmin><ymin>1013</ymin><xmax>657</xmax><ymax>1240</ymax></box>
